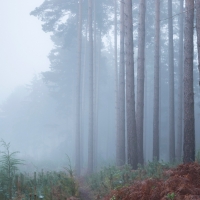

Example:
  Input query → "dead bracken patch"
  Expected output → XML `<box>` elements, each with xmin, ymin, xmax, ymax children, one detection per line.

<box><xmin>103</xmin><ymin>162</ymin><xmax>200</xmax><ymax>200</ymax></box>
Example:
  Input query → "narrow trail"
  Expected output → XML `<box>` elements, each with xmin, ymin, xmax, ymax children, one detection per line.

<box><xmin>78</xmin><ymin>177</ymin><xmax>95</xmax><ymax>200</ymax></box>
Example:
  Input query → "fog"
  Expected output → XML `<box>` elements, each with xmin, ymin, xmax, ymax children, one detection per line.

<box><xmin>0</xmin><ymin>0</ymin><xmax>199</xmax><ymax>175</ymax></box>
<box><xmin>0</xmin><ymin>0</ymin><xmax>54</xmax><ymax>171</ymax></box>
<box><xmin>0</xmin><ymin>0</ymin><xmax>52</xmax><ymax>103</ymax></box>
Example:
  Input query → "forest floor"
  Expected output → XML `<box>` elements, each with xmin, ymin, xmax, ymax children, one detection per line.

<box><xmin>78</xmin><ymin>162</ymin><xmax>200</xmax><ymax>200</ymax></box>
<box><xmin>102</xmin><ymin>162</ymin><xmax>200</xmax><ymax>200</ymax></box>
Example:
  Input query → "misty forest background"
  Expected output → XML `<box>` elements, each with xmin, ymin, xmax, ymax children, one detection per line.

<box><xmin>0</xmin><ymin>0</ymin><xmax>199</xmax><ymax>175</ymax></box>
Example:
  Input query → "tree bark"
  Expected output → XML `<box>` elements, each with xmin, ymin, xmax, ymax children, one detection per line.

<box><xmin>80</xmin><ymin>12</ymin><xmax>89</xmax><ymax>171</ymax></box>
<box><xmin>168</xmin><ymin>0</ymin><xmax>175</xmax><ymax>163</ymax></box>
<box><xmin>114</xmin><ymin>0</ymin><xmax>119</xmax><ymax>166</ymax></box>
<box><xmin>153</xmin><ymin>0</ymin><xmax>160</xmax><ymax>160</ymax></box>
<box><xmin>183</xmin><ymin>0</ymin><xmax>195</xmax><ymax>163</ymax></box>
<box><xmin>196</xmin><ymin>0</ymin><xmax>200</xmax><ymax>85</ymax></box>
<box><xmin>116</xmin><ymin>0</ymin><xmax>125</xmax><ymax>166</ymax></box>
<box><xmin>125</xmin><ymin>0</ymin><xmax>137</xmax><ymax>169</ymax></box>
<box><xmin>176</xmin><ymin>0</ymin><xmax>184</xmax><ymax>161</ymax></box>
<box><xmin>75</xmin><ymin>0</ymin><xmax>82</xmax><ymax>176</ymax></box>
<box><xmin>136</xmin><ymin>0</ymin><xmax>146</xmax><ymax>166</ymax></box>
<box><xmin>94</xmin><ymin>30</ymin><xmax>101</xmax><ymax>171</ymax></box>
<box><xmin>88</xmin><ymin>0</ymin><xmax>94</xmax><ymax>173</ymax></box>
<box><xmin>93</xmin><ymin>0</ymin><xmax>98</xmax><ymax>172</ymax></box>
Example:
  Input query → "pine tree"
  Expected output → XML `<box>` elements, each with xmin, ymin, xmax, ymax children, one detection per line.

<box><xmin>88</xmin><ymin>0</ymin><xmax>94</xmax><ymax>173</ymax></box>
<box><xmin>114</xmin><ymin>0</ymin><xmax>119</xmax><ymax>167</ymax></box>
<box><xmin>176</xmin><ymin>0</ymin><xmax>184</xmax><ymax>161</ymax></box>
<box><xmin>136</xmin><ymin>0</ymin><xmax>146</xmax><ymax>166</ymax></box>
<box><xmin>153</xmin><ymin>0</ymin><xmax>160</xmax><ymax>160</ymax></box>
<box><xmin>196</xmin><ymin>0</ymin><xmax>200</xmax><ymax>85</ymax></box>
<box><xmin>168</xmin><ymin>0</ymin><xmax>175</xmax><ymax>163</ymax></box>
<box><xmin>116</xmin><ymin>0</ymin><xmax>125</xmax><ymax>166</ymax></box>
<box><xmin>75</xmin><ymin>0</ymin><xmax>82</xmax><ymax>176</ymax></box>
<box><xmin>125</xmin><ymin>0</ymin><xmax>137</xmax><ymax>169</ymax></box>
<box><xmin>183</xmin><ymin>0</ymin><xmax>195</xmax><ymax>163</ymax></box>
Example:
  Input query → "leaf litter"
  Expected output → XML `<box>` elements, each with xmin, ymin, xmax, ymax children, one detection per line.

<box><xmin>103</xmin><ymin>162</ymin><xmax>200</xmax><ymax>200</ymax></box>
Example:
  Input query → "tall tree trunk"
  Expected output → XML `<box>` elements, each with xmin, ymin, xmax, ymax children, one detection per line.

<box><xmin>125</xmin><ymin>0</ymin><xmax>137</xmax><ymax>169</ymax></box>
<box><xmin>88</xmin><ymin>0</ymin><xmax>94</xmax><ymax>173</ymax></box>
<box><xmin>80</xmin><ymin>14</ymin><xmax>88</xmax><ymax>171</ymax></box>
<box><xmin>93</xmin><ymin>0</ymin><xmax>97</xmax><ymax>172</ymax></box>
<box><xmin>168</xmin><ymin>0</ymin><xmax>175</xmax><ymax>163</ymax></box>
<box><xmin>183</xmin><ymin>0</ymin><xmax>195</xmax><ymax>163</ymax></box>
<box><xmin>116</xmin><ymin>0</ymin><xmax>125</xmax><ymax>166</ymax></box>
<box><xmin>93</xmin><ymin>1</ymin><xmax>100</xmax><ymax>172</ymax></box>
<box><xmin>176</xmin><ymin>0</ymin><xmax>184</xmax><ymax>161</ymax></box>
<box><xmin>75</xmin><ymin>0</ymin><xmax>82</xmax><ymax>176</ymax></box>
<box><xmin>196</xmin><ymin>0</ymin><xmax>200</xmax><ymax>85</ymax></box>
<box><xmin>94</xmin><ymin>30</ymin><xmax>101</xmax><ymax>171</ymax></box>
<box><xmin>114</xmin><ymin>0</ymin><xmax>119</xmax><ymax>164</ymax></box>
<box><xmin>136</xmin><ymin>0</ymin><xmax>146</xmax><ymax>166</ymax></box>
<box><xmin>153</xmin><ymin>0</ymin><xmax>160</xmax><ymax>160</ymax></box>
<box><xmin>143</xmin><ymin>66</ymin><xmax>148</xmax><ymax>162</ymax></box>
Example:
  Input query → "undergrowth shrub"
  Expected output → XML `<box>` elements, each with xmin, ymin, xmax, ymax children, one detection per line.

<box><xmin>0</xmin><ymin>142</ymin><xmax>79</xmax><ymax>200</ymax></box>
<box><xmin>139</xmin><ymin>158</ymin><xmax>180</xmax><ymax>180</ymax></box>
<box><xmin>0</xmin><ymin>139</ymin><xmax>24</xmax><ymax>199</ymax></box>
<box><xmin>104</xmin><ymin>163</ymin><xmax>200</xmax><ymax>200</ymax></box>
<box><xmin>86</xmin><ymin>164</ymin><xmax>138</xmax><ymax>198</ymax></box>
<box><xmin>86</xmin><ymin>160</ymin><xmax>179</xmax><ymax>198</ymax></box>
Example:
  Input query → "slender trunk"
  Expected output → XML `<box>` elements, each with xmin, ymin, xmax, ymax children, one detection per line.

<box><xmin>94</xmin><ymin>31</ymin><xmax>101</xmax><ymax>171</ymax></box>
<box><xmin>136</xmin><ymin>0</ymin><xmax>146</xmax><ymax>166</ymax></box>
<box><xmin>80</xmin><ymin>11</ymin><xmax>89</xmax><ymax>170</ymax></box>
<box><xmin>93</xmin><ymin>0</ymin><xmax>97</xmax><ymax>172</ymax></box>
<box><xmin>116</xmin><ymin>0</ymin><xmax>125</xmax><ymax>166</ymax></box>
<box><xmin>114</xmin><ymin>0</ymin><xmax>119</xmax><ymax>163</ymax></box>
<box><xmin>183</xmin><ymin>0</ymin><xmax>195</xmax><ymax>163</ymax></box>
<box><xmin>75</xmin><ymin>0</ymin><xmax>82</xmax><ymax>176</ymax></box>
<box><xmin>176</xmin><ymin>0</ymin><xmax>184</xmax><ymax>161</ymax></box>
<box><xmin>93</xmin><ymin>1</ymin><xmax>100</xmax><ymax>172</ymax></box>
<box><xmin>153</xmin><ymin>0</ymin><xmax>160</xmax><ymax>160</ymax></box>
<box><xmin>88</xmin><ymin>0</ymin><xmax>94</xmax><ymax>173</ymax></box>
<box><xmin>115</xmin><ymin>0</ymin><xmax>118</xmax><ymax>88</ymax></box>
<box><xmin>168</xmin><ymin>0</ymin><xmax>175</xmax><ymax>163</ymax></box>
<box><xmin>143</xmin><ymin>66</ymin><xmax>148</xmax><ymax>163</ymax></box>
<box><xmin>125</xmin><ymin>0</ymin><xmax>137</xmax><ymax>169</ymax></box>
<box><xmin>196</xmin><ymin>0</ymin><xmax>200</xmax><ymax>85</ymax></box>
